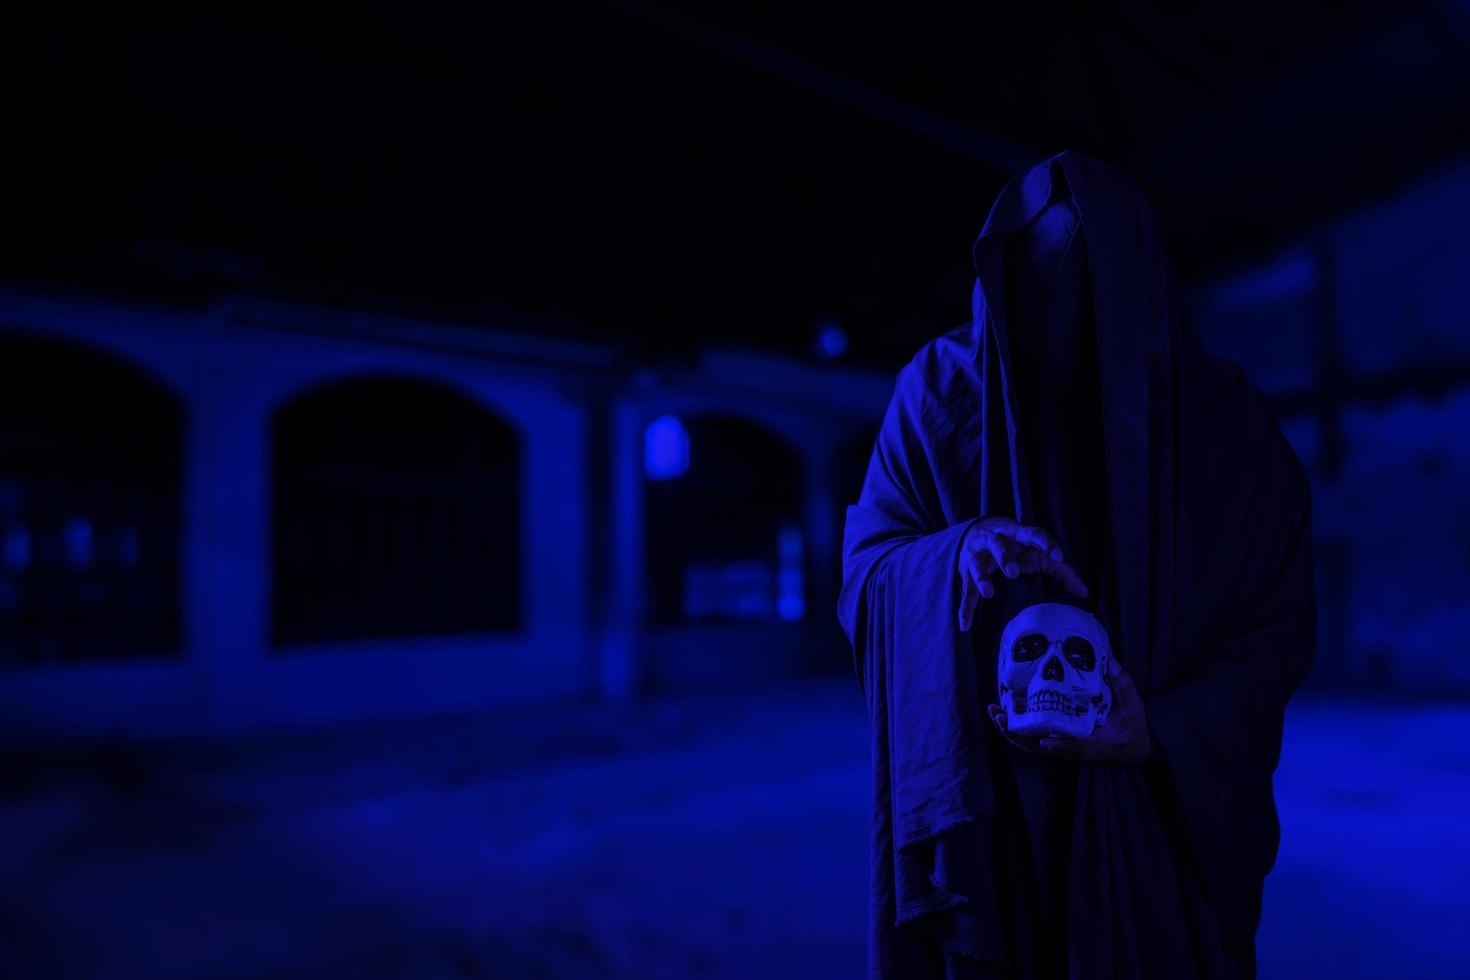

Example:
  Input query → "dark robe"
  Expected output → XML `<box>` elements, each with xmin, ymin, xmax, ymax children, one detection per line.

<box><xmin>837</xmin><ymin>151</ymin><xmax>1317</xmax><ymax>979</ymax></box>
<box><xmin>1000</xmin><ymin>191</ymin><xmax>1107</xmax><ymax>978</ymax></box>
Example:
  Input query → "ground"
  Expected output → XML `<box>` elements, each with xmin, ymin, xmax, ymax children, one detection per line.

<box><xmin>0</xmin><ymin>678</ymin><xmax>1465</xmax><ymax>978</ymax></box>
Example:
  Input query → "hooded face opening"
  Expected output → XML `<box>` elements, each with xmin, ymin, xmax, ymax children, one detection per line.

<box><xmin>1002</xmin><ymin>194</ymin><xmax>1099</xmax><ymax>412</ymax></box>
<box><xmin>996</xmin><ymin>188</ymin><xmax>1111</xmax><ymax>610</ymax></box>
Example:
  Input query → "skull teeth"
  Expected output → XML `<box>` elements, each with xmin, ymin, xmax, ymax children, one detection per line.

<box><xmin>1016</xmin><ymin>691</ymin><xmax>1085</xmax><ymax>716</ymax></box>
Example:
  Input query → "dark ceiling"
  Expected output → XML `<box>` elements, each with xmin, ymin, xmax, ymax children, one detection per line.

<box><xmin>6</xmin><ymin>3</ymin><xmax>1470</xmax><ymax>368</ymax></box>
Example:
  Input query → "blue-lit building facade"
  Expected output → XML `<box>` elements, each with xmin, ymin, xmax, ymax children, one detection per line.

<box><xmin>0</xmin><ymin>291</ymin><xmax>891</xmax><ymax>738</ymax></box>
<box><xmin>7</xmin><ymin>152</ymin><xmax>1470</xmax><ymax>741</ymax></box>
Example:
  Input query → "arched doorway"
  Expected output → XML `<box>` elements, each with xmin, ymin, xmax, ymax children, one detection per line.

<box><xmin>644</xmin><ymin>414</ymin><xmax>805</xmax><ymax>627</ymax></box>
<box><xmin>640</xmin><ymin>413</ymin><xmax>808</xmax><ymax>692</ymax></box>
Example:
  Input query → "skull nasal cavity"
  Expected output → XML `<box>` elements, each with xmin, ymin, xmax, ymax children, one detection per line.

<box><xmin>1042</xmin><ymin>655</ymin><xmax>1064</xmax><ymax>681</ymax></box>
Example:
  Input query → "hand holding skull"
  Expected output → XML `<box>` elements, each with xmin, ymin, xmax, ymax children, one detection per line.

<box><xmin>1037</xmin><ymin>656</ymin><xmax>1152</xmax><ymax>762</ymax></box>
<box><xmin>958</xmin><ymin>517</ymin><xmax>1089</xmax><ymax>632</ymax></box>
<box><xmin>989</xmin><ymin>655</ymin><xmax>1153</xmax><ymax>764</ymax></box>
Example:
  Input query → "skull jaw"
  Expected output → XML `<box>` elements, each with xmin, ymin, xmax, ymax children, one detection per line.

<box><xmin>1000</xmin><ymin>689</ymin><xmax>1104</xmax><ymax>738</ymax></box>
<box><xmin>1005</xmin><ymin>708</ymin><xmax>1097</xmax><ymax>739</ymax></box>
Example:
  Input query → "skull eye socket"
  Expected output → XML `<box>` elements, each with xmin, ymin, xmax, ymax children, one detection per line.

<box><xmin>1062</xmin><ymin>636</ymin><xmax>1096</xmax><ymax>671</ymax></box>
<box><xmin>1012</xmin><ymin>633</ymin><xmax>1049</xmax><ymax>662</ymax></box>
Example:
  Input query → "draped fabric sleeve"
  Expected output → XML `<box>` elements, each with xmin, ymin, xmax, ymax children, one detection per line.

<box><xmin>845</xmin><ymin>514</ymin><xmax>986</xmax><ymax>844</ymax></box>
<box><xmin>838</xmin><ymin>355</ymin><xmax>1017</xmax><ymax>975</ymax></box>
<box><xmin>1143</xmin><ymin>423</ymin><xmax>1318</xmax><ymax>965</ymax></box>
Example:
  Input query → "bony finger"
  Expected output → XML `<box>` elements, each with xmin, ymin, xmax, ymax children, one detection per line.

<box><xmin>1044</xmin><ymin>559</ymin><xmax>1089</xmax><ymax>598</ymax></box>
<box><xmin>1110</xmin><ymin>660</ymin><xmax>1140</xmax><ymax>694</ymax></box>
<box><xmin>958</xmin><ymin>579</ymin><xmax>976</xmax><ymax>632</ymax></box>
<box><xmin>1014</xmin><ymin>547</ymin><xmax>1047</xmax><ymax>574</ymax></box>
<box><xmin>1017</xmin><ymin>525</ymin><xmax>1065</xmax><ymax>563</ymax></box>
<box><xmin>965</xmin><ymin>556</ymin><xmax>995</xmax><ymax>599</ymax></box>
<box><xmin>984</xmin><ymin>534</ymin><xmax>1020</xmax><ymax>579</ymax></box>
<box><xmin>1061</xmin><ymin>563</ymin><xmax>1090</xmax><ymax>596</ymax></box>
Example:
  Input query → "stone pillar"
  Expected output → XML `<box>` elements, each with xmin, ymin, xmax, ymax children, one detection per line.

<box><xmin>185</xmin><ymin>370</ymin><xmax>272</xmax><ymax>730</ymax></box>
<box><xmin>598</xmin><ymin>397</ymin><xmax>646</xmax><ymax>701</ymax></box>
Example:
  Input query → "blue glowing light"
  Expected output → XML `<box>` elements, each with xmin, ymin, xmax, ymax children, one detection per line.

<box><xmin>644</xmin><ymin>414</ymin><xmax>690</xmax><ymax>481</ymax></box>
<box><xmin>776</xmin><ymin>523</ymin><xmax>805</xmax><ymax>622</ymax></box>
<box><xmin>62</xmin><ymin>515</ymin><xmax>94</xmax><ymax>570</ymax></box>
<box><xmin>2</xmin><ymin>525</ymin><xmax>30</xmax><ymax>572</ymax></box>
<box><xmin>814</xmin><ymin>314</ymin><xmax>848</xmax><ymax>359</ymax></box>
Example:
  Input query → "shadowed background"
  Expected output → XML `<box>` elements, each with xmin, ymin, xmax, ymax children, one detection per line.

<box><xmin>2</xmin><ymin>4</ymin><xmax>1468</xmax><ymax>977</ymax></box>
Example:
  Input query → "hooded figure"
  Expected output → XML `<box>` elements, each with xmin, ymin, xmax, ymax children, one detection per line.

<box><xmin>838</xmin><ymin>152</ymin><xmax>1316</xmax><ymax>979</ymax></box>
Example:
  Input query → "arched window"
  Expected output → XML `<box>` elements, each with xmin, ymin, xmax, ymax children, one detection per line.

<box><xmin>0</xmin><ymin>335</ymin><xmax>183</xmax><ymax>664</ymax></box>
<box><xmin>270</xmin><ymin>378</ymin><xmax>521</xmax><ymax>646</ymax></box>
<box><xmin>644</xmin><ymin>415</ymin><xmax>804</xmax><ymax>626</ymax></box>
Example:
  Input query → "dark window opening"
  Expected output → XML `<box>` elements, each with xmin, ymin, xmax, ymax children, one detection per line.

<box><xmin>271</xmin><ymin>377</ymin><xmax>521</xmax><ymax>646</ymax></box>
<box><xmin>645</xmin><ymin>415</ymin><xmax>804</xmax><ymax>626</ymax></box>
<box><xmin>0</xmin><ymin>335</ymin><xmax>183</xmax><ymax>665</ymax></box>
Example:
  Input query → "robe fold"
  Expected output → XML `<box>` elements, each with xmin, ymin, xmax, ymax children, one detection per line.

<box><xmin>837</xmin><ymin>151</ymin><xmax>1317</xmax><ymax>979</ymax></box>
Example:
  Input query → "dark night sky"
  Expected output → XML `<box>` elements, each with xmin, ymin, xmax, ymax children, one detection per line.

<box><xmin>6</xmin><ymin>3</ymin><xmax>1470</xmax><ymax>367</ymax></box>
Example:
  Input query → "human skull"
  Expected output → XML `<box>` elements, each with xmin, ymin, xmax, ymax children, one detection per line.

<box><xmin>997</xmin><ymin>603</ymin><xmax>1113</xmax><ymax>738</ymax></box>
